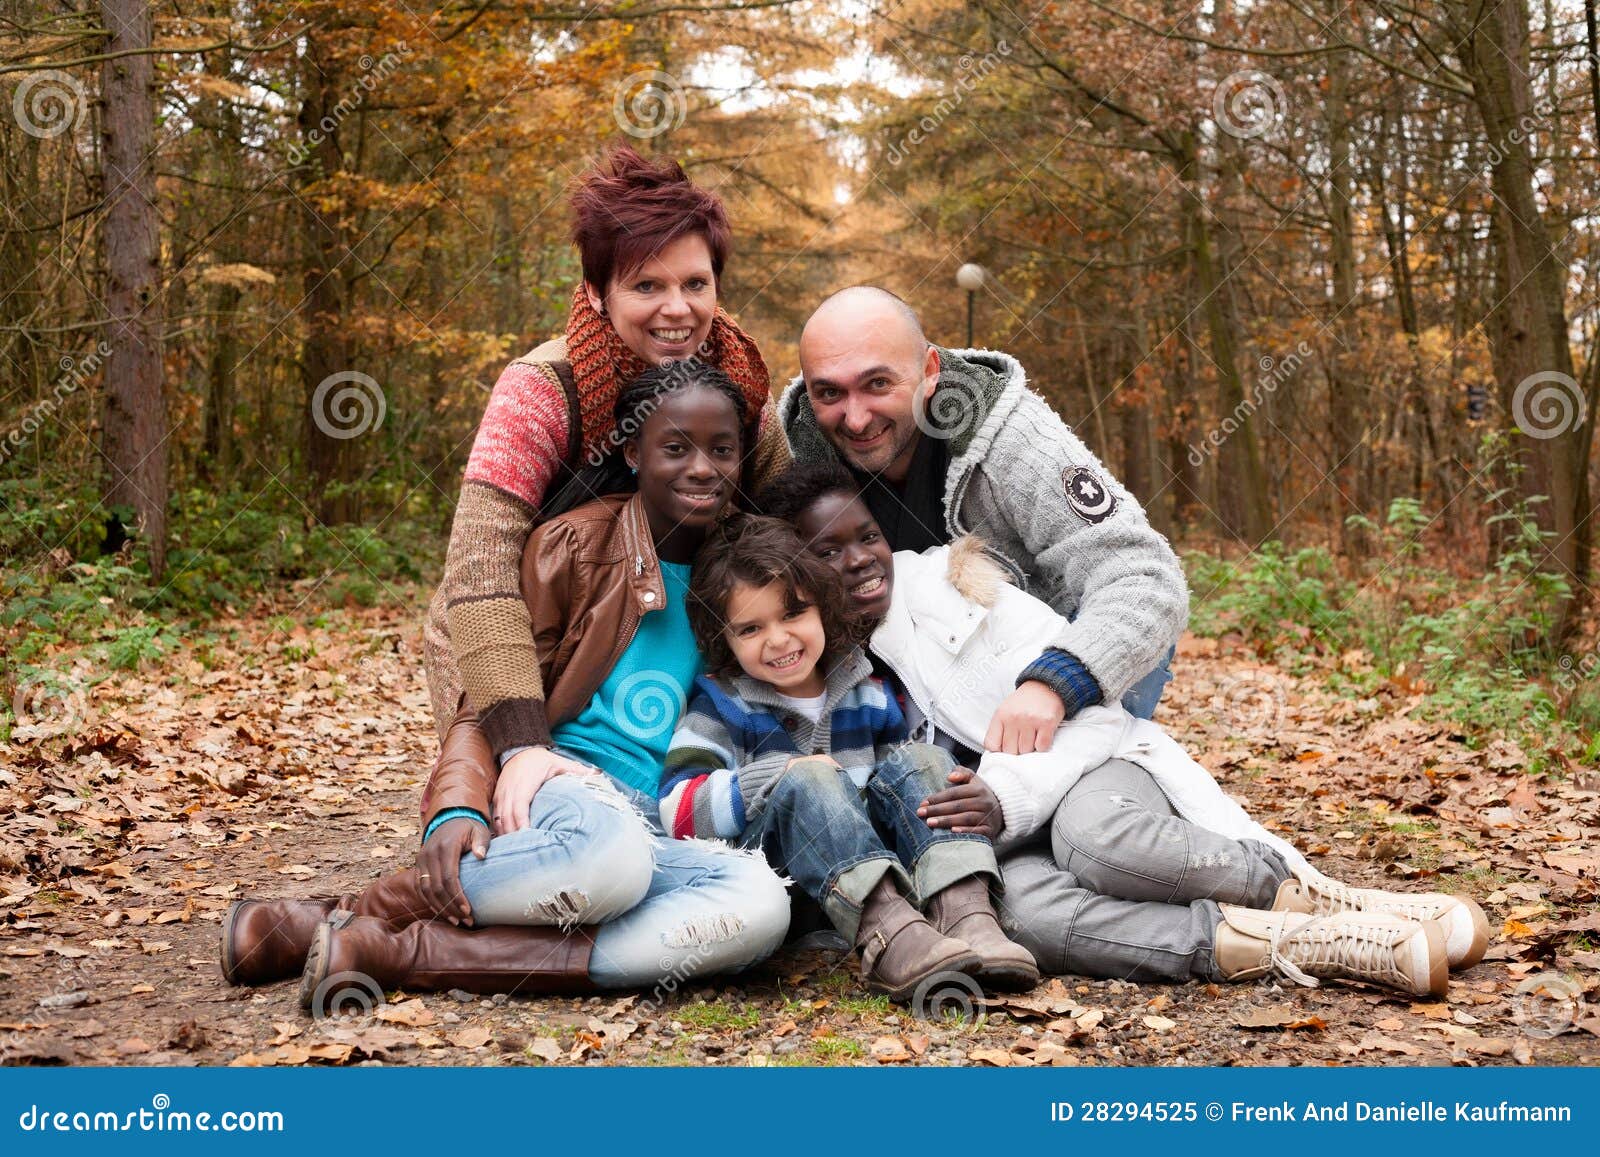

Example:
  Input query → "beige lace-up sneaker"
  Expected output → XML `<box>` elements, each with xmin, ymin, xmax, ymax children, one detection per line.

<box><xmin>1215</xmin><ymin>905</ymin><xmax>1449</xmax><ymax>997</ymax></box>
<box><xmin>1273</xmin><ymin>868</ymin><xmax>1489</xmax><ymax>969</ymax></box>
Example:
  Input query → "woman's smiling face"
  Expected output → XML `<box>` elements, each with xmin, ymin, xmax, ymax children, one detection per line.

<box><xmin>792</xmin><ymin>491</ymin><xmax>895</xmax><ymax>624</ymax></box>
<box><xmin>625</xmin><ymin>385</ymin><xmax>742</xmax><ymax>559</ymax></box>
<box><xmin>588</xmin><ymin>233</ymin><xmax>717</xmax><ymax>365</ymax></box>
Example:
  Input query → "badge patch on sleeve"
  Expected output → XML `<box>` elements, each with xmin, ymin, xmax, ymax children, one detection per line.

<box><xmin>1063</xmin><ymin>466</ymin><xmax>1117</xmax><ymax>524</ymax></box>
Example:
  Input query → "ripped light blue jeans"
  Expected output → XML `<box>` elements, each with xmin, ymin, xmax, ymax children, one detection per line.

<box><xmin>455</xmin><ymin>774</ymin><xmax>789</xmax><ymax>989</ymax></box>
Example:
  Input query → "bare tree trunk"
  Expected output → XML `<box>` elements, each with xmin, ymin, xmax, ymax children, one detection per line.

<box><xmin>1165</xmin><ymin>305</ymin><xmax>1204</xmax><ymax>529</ymax></box>
<box><xmin>98</xmin><ymin>0</ymin><xmax>168</xmax><ymax>576</ymax></box>
<box><xmin>1323</xmin><ymin>16</ymin><xmax>1368</xmax><ymax>541</ymax></box>
<box><xmin>297</xmin><ymin>38</ymin><xmax>358</xmax><ymax>524</ymax></box>
<box><xmin>1453</xmin><ymin>0</ymin><xmax>1589</xmax><ymax>618</ymax></box>
<box><xmin>1179</xmin><ymin>130</ymin><xmax>1270</xmax><ymax>542</ymax></box>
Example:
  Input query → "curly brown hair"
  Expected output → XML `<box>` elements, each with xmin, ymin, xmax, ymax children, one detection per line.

<box><xmin>687</xmin><ymin>514</ymin><xmax>867</xmax><ymax>679</ymax></box>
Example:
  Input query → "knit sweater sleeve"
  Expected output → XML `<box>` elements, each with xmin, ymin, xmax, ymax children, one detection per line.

<box><xmin>440</xmin><ymin>360</ymin><xmax>572</xmax><ymax>755</ymax></box>
<box><xmin>659</xmin><ymin>681</ymin><xmax>796</xmax><ymax>838</ymax></box>
<box><xmin>659</xmin><ymin>686</ymin><xmax>751</xmax><ymax>840</ymax></box>
<box><xmin>870</xmin><ymin>678</ymin><xmax>910</xmax><ymax>763</ymax></box>
<box><xmin>969</xmin><ymin>391</ymin><xmax>1189</xmax><ymax>705</ymax></box>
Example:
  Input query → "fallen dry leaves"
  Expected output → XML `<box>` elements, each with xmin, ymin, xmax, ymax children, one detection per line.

<box><xmin>2</xmin><ymin>618</ymin><xmax>1597</xmax><ymax>1067</ymax></box>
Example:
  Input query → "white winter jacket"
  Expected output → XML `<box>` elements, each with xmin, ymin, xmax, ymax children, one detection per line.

<box><xmin>871</xmin><ymin>541</ymin><xmax>1306</xmax><ymax>868</ymax></box>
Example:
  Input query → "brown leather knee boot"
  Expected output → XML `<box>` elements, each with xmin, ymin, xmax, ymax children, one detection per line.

<box><xmin>221</xmin><ymin>867</ymin><xmax>443</xmax><ymax>987</ymax></box>
<box><xmin>299</xmin><ymin>912</ymin><xmax>597</xmax><ymax>1011</ymax></box>
<box><xmin>221</xmin><ymin>896</ymin><xmax>342</xmax><ymax>986</ymax></box>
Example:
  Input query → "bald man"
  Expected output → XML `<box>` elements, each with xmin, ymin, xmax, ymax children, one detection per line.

<box><xmin>780</xmin><ymin>286</ymin><xmax>1187</xmax><ymax>742</ymax></box>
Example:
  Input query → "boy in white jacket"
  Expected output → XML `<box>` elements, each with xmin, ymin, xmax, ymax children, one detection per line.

<box><xmin>758</xmin><ymin>464</ymin><xmax>1489</xmax><ymax>999</ymax></box>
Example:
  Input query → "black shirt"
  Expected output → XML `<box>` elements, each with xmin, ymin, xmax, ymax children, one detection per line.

<box><xmin>852</xmin><ymin>431</ymin><xmax>950</xmax><ymax>555</ymax></box>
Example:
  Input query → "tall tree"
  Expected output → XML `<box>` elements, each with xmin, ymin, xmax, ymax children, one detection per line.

<box><xmin>97</xmin><ymin>0</ymin><xmax>168</xmax><ymax>576</ymax></box>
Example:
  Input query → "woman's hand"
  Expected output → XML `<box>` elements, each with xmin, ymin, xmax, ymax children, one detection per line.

<box><xmin>983</xmin><ymin>680</ymin><xmax>1065</xmax><ymax>755</ymax></box>
<box><xmin>417</xmin><ymin>817</ymin><xmax>490</xmax><ymax>926</ymax></box>
<box><xmin>493</xmin><ymin>746</ymin><xmax>600</xmax><ymax>836</ymax></box>
<box><xmin>917</xmin><ymin>767</ymin><xmax>1004</xmax><ymax>838</ymax></box>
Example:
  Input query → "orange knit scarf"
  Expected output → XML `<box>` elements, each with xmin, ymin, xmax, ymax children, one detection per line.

<box><xmin>562</xmin><ymin>286</ymin><xmax>773</xmax><ymax>463</ymax></box>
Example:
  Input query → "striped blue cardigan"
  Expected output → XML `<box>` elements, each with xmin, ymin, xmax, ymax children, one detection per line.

<box><xmin>658</xmin><ymin>646</ymin><xmax>906</xmax><ymax>839</ymax></box>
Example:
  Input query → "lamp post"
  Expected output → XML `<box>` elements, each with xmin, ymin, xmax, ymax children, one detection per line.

<box><xmin>955</xmin><ymin>263</ymin><xmax>985</xmax><ymax>348</ymax></box>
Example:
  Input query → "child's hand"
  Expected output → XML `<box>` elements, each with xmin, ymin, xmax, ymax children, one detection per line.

<box><xmin>917</xmin><ymin>767</ymin><xmax>1004</xmax><ymax>838</ymax></box>
<box><xmin>984</xmin><ymin>680</ymin><xmax>1064</xmax><ymax>754</ymax></box>
<box><xmin>785</xmin><ymin>754</ymin><xmax>841</xmax><ymax>771</ymax></box>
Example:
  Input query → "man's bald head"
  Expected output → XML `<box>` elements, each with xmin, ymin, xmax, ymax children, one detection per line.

<box><xmin>798</xmin><ymin>286</ymin><xmax>940</xmax><ymax>481</ymax></box>
<box><xmin>802</xmin><ymin>286</ymin><xmax>926</xmax><ymax>351</ymax></box>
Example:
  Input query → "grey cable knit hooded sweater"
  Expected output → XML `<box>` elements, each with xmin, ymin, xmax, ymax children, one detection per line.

<box><xmin>779</xmin><ymin>347</ymin><xmax>1190</xmax><ymax>705</ymax></box>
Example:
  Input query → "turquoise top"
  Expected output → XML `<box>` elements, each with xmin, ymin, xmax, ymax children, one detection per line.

<box><xmin>551</xmin><ymin>559</ymin><xmax>701</xmax><ymax>794</ymax></box>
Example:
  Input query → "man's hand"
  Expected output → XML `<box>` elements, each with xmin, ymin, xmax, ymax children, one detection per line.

<box><xmin>417</xmin><ymin>816</ymin><xmax>489</xmax><ymax>927</ymax></box>
<box><xmin>493</xmin><ymin>746</ymin><xmax>599</xmax><ymax>836</ymax></box>
<box><xmin>984</xmin><ymin>680</ymin><xmax>1065</xmax><ymax>755</ymax></box>
<box><xmin>917</xmin><ymin>767</ymin><xmax>1004</xmax><ymax>839</ymax></box>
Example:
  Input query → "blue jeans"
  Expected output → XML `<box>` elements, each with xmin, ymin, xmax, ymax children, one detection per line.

<box><xmin>1120</xmin><ymin>645</ymin><xmax>1175</xmax><ymax>719</ymax></box>
<box><xmin>742</xmin><ymin>743</ymin><xmax>996</xmax><ymax>941</ymax></box>
<box><xmin>456</xmin><ymin>774</ymin><xmax>789</xmax><ymax>989</ymax></box>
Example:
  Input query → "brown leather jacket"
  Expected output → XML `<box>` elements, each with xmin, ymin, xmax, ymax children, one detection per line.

<box><xmin>420</xmin><ymin>493</ymin><xmax>668</xmax><ymax>831</ymax></box>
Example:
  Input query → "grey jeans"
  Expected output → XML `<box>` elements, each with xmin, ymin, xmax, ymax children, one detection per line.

<box><xmin>998</xmin><ymin>758</ymin><xmax>1294</xmax><ymax>982</ymax></box>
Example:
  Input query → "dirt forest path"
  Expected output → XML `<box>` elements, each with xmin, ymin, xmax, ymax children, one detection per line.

<box><xmin>3</xmin><ymin>598</ymin><xmax>1597</xmax><ymax>1068</ymax></box>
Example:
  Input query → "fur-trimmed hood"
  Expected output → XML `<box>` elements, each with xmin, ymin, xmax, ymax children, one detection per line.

<box><xmin>944</xmin><ymin>535</ymin><xmax>1009</xmax><ymax>608</ymax></box>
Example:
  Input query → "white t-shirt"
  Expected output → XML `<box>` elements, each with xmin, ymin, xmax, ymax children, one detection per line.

<box><xmin>772</xmin><ymin>689</ymin><xmax>828</xmax><ymax>726</ymax></box>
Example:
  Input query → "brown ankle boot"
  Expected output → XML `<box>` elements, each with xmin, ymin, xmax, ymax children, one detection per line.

<box><xmin>222</xmin><ymin>867</ymin><xmax>441</xmax><ymax>987</ymax></box>
<box><xmin>926</xmin><ymin>875</ymin><xmax>1040</xmax><ymax>991</ymax></box>
<box><xmin>300</xmin><ymin>912</ymin><xmax>597</xmax><ymax>1011</ymax></box>
<box><xmin>854</xmin><ymin>876</ymin><xmax>981</xmax><ymax>1001</ymax></box>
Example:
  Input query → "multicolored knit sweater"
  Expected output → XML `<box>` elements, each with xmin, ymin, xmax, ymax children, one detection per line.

<box><xmin>658</xmin><ymin>647</ymin><xmax>907</xmax><ymax>840</ymax></box>
<box><xmin>423</xmin><ymin>288</ymin><xmax>791</xmax><ymax>755</ymax></box>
